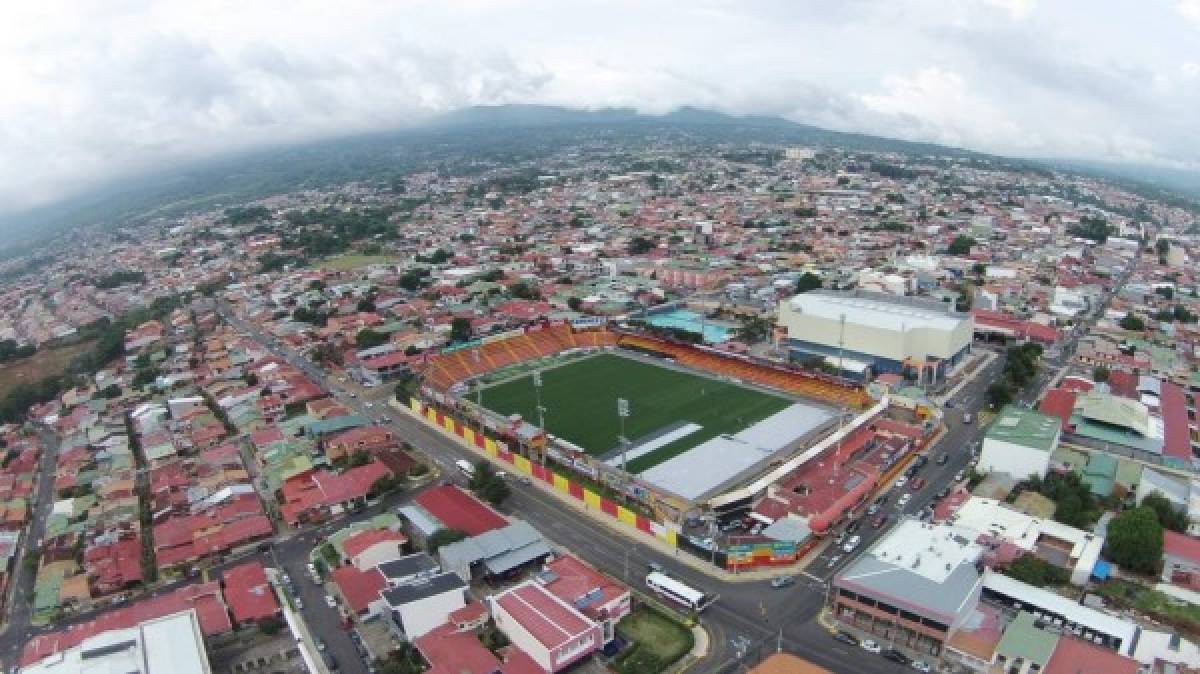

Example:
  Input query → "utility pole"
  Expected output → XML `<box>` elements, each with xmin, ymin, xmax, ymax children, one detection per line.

<box><xmin>617</xmin><ymin>397</ymin><xmax>630</xmax><ymax>473</ymax></box>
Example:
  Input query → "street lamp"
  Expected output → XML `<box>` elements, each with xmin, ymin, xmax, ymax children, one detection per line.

<box><xmin>617</xmin><ymin>397</ymin><xmax>630</xmax><ymax>472</ymax></box>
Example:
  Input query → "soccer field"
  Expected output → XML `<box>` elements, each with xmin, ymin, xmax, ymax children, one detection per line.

<box><xmin>479</xmin><ymin>353</ymin><xmax>791</xmax><ymax>472</ymax></box>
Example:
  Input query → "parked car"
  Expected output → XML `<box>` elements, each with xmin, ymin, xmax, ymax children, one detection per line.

<box><xmin>871</xmin><ymin>514</ymin><xmax>888</xmax><ymax>528</ymax></box>
<box><xmin>294</xmin><ymin>597</ymin><xmax>304</xmax><ymax>611</ymax></box>
<box><xmin>910</xmin><ymin>477</ymin><xmax>927</xmax><ymax>490</ymax></box>
<box><xmin>825</xmin><ymin>554</ymin><xmax>842</xmax><ymax>568</ymax></box>
<box><xmin>325</xmin><ymin>595</ymin><xmax>338</xmax><ymax>608</ymax></box>
<box><xmin>913</xmin><ymin>454</ymin><xmax>929</xmax><ymax>468</ymax></box>
<box><xmin>647</xmin><ymin>562</ymin><xmax>664</xmax><ymax>574</ymax></box>
<box><xmin>770</xmin><ymin>575</ymin><xmax>795</xmax><ymax>588</ymax></box>
<box><xmin>897</xmin><ymin>493</ymin><xmax>913</xmax><ymax>507</ymax></box>
<box><xmin>883</xmin><ymin>649</ymin><xmax>910</xmax><ymax>664</ymax></box>
<box><xmin>833</xmin><ymin>533</ymin><xmax>847</xmax><ymax>546</ymax></box>
<box><xmin>936</xmin><ymin>487</ymin><xmax>951</xmax><ymax>500</ymax></box>
<box><xmin>866</xmin><ymin>503</ymin><xmax>880</xmax><ymax>516</ymax></box>
<box><xmin>860</xmin><ymin>639</ymin><xmax>881</xmax><ymax>654</ymax></box>
<box><xmin>833</xmin><ymin>631</ymin><xmax>858</xmax><ymax>646</ymax></box>
<box><xmin>842</xmin><ymin>535</ymin><xmax>861</xmax><ymax>553</ymax></box>
<box><xmin>912</xmin><ymin>661</ymin><xmax>932</xmax><ymax>672</ymax></box>
<box><xmin>845</xmin><ymin>520</ymin><xmax>861</xmax><ymax>534</ymax></box>
<box><xmin>954</xmin><ymin>470</ymin><xmax>966</xmax><ymax>483</ymax></box>
<box><xmin>936</xmin><ymin>453</ymin><xmax>949</xmax><ymax>465</ymax></box>
<box><xmin>894</xmin><ymin>476</ymin><xmax>908</xmax><ymax>488</ymax></box>
<box><xmin>316</xmin><ymin>639</ymin><xmax>327</xmax><ymax>652</ymax></box>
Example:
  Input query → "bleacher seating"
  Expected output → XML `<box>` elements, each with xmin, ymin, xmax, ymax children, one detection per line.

<box><xmin>615</xmin><ymin>334</ymin><xmax>871</xmax><ymax>408</ymax></box>
<box><xmin>421</xmin><ymin>324</ymin><xmax>610</xmax><ymax>391</ymax></box>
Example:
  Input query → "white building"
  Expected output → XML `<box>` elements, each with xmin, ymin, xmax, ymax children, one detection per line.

<box><xmin>382</xmin><ymin>571</ymin><xmax>467</xmax><ymax>640</ymax></box>
<box><xmin>21</xmin><ymin>609</ymin><xmax>211</xmax><ymax>674</ymax></box>
<box><xmin>977</xmin><ymin>406</ymin><xmax>1060</xmax><ymax>480</ymax></box>
<box><xmin>490</xmin><ymin>581</ymin><xmax>603</xmax><ymax>673</ymax></box>
<box><xmin>947</xmin><ymin>497</ymin><xmax>1104</xmax><ymax>586</ymax></box>
<box><xmin>777</xmin><ymin>291</ymin><xmax>973</xmax><ymax>382</ymax></box>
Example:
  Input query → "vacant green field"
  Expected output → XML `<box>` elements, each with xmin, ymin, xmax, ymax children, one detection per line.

<box><xmin>310</xmin><ymin>254</ymin><xmax>399</xmax><ymax>271</ymax></box>
<box><xmin>613</xmin><ymin>605</ymin><xmax>694</xmax><ymax>674</ymax></box>
<box><xmin>480</xmin><ymin>353</ymin><xmax>789</xmax><ymax>472</ymax></box>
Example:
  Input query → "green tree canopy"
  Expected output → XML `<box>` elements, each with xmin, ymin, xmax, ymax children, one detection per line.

<box><xmin>1105</xmin><ymin>506</ymin><xmax>1164</xmax><ymax>574</ymax></box>
<box><xmin>356</xmin><ymin>328</ymin><xmax>389</xmax><ymax>350</ymax></box>
<box><xmin>1142</xmin><ymin>491</ymin><xmax>1189</xmax><ymax>532</ymax></box>
<box><xmin>426</xmin><ymin>528</ymin><xmax>467</xmax><ymax>554</ymax></box>
<box><xmin>450</xmin><ymin>317</ymin><xmax>473</xmax><ymax>343</ymax></box>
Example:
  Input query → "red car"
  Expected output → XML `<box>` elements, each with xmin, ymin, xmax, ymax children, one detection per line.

<box><xmin>910</xmin><ymin>477</ymin><xmax>927</xmax><ymax>490</ymax></box>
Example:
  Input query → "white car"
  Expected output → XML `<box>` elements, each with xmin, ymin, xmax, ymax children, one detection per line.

<box><xmin>842</xmin><ymin>535</ymin><xmax>861</xmax><ymax>553</ymax></box>
<box><xmin>911</xmin><ymin>661</ymin><xmax>931</xmax><ymax>672</ymax></box>
<box><xmin>894</xmin><ymin>476</ymin><xmax>908</xmax><ymax>488</ymax></box>
<box><xmin>897</xmin><ymin>493</ymin><xmax>913</xmax><ymax>507</ymax></box>
<box><xmin>364</xmin><ymin>401</ymin><xmax>374</xmax><ymax>408</ymax></box>
<box><xmin>860</xmin><ymin>639</ymin><xmax>881</xmax><ymax>654</ymax></box>
<box><xmin>325</xmin><ymin>594</ymin><xmax>338</xmax><ymax>608</ymax></box>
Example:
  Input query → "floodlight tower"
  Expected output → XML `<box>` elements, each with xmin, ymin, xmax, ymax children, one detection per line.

<box><xmin>617</xmin><ymin>397</ymin><xmax>630</xmax><ymax>472</ymax></box>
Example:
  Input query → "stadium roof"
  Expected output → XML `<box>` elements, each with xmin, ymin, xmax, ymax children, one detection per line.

<box><xmin>788</xmin><ymin>291</ymin><xmax>967</xmax><ymax>333</ymax></box>
<box><xmin>985</xmin><ymin>406</ymin><xmax>1061</xmax><ymax>452</ymax></box>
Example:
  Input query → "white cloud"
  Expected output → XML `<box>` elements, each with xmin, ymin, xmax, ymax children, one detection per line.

<box><xmin>0</xmin><ymin>0</ymin><xmax>1196</xmax><ymax>216</ymax></box>
<box><xmin>1178</xmin><ymin>0</ymin><xmax>1200</xmax><ymax>23</ymax></box>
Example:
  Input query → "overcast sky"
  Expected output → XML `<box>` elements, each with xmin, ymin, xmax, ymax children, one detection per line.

<box><xmin>2</xmin><ymin>0</ymin><xmax>1198</xmax><ymax>215</ymax></box>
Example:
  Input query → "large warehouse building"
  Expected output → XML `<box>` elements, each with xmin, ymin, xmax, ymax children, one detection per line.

<box><xmin>777</xmin><ymin>291</ymin><xmax>973</xmax><ymax>383</ymax></box>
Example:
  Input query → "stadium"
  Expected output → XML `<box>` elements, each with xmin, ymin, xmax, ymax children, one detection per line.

<box><xmin>418</xmin><ymin>320</ymin><xmax>884</xmax><ymax>525</ymax></box>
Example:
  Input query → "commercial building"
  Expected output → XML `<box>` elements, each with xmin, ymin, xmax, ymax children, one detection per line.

<box><xmin>21</xmin><ymin>609</ymin><xmax>211</xmax><ymax>674</ymax></box>
<box><xmin>490</xmin><ymin>581</ymin><xmax>603</xmax><ymax>673</ymax></box>
<box><xmin>777</xmin><ymin>291</ymin><xmax>972</xmax><ymax>383</ymax></box>
<box><xmin>438</xmin><ymin>521</ymin><xmax>553</xmax><ymax>583</ymax></box>
<box><xmin>538</xmin><ymin>555</ymin><xmax>631</xmax><ymax>645</ymax></box>
<box><xmin>833</xmin><ymin>518</ymin><xmax>986</xmax><ymax>656</ymax></box>
<box><xmin>977</xmin><ymin>406</ymin><xmax>1061</xmax><ymax>480</ymax></box>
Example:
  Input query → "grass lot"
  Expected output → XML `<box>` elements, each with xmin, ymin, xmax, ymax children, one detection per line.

<box><xmin>1095</xmin><ymin>578</ymin><xmax>1200</xmax><ymax>637</ymax></box>
<box><xmin>479</xmin><ymin>353</ymin><xmax>789</xmax><ymax>472</ymax></box>
<box><xmin>311</xmin><ymin>254</ymin><xmax>399</xmax><ymax>271</ymax></box>
<box><xmin>613</xmin><ymin>605</ymin><xmax>694</xmax><ymax>674</ymax></box>
<box><xmin>0</xmin><ymin>341</ymin><xmax>94</xmax><ymax>399</ymax></box>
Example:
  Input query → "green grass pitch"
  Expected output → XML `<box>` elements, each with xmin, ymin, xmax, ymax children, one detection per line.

<box><xmin>479</xmin><ymin>353</ymin><xmax>790</xmax><ymax>472</ymax></box>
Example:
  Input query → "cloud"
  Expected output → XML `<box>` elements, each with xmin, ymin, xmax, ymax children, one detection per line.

<box><xmin>1178</xmin><ymin>0</ymin><xmax>1200</xmax><ymax>23</ymax></box>
<box><xmin>0</xmin><ymin>0</ymin><xmax>1196</xmax><ymax>216</ymax></box>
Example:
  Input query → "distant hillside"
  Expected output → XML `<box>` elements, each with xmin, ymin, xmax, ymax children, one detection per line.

<box><xmin>0</xmin><ymin>104</ymin><xmax>1193</xmax><ymax>253</ymax></box>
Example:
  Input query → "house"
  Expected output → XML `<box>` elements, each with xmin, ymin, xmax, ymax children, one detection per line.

<box><xmin>416</xmin><ymin>621</ymin><xmax>543</xmax><ymax>674</ymax></box>
<box><xmin>222</xmin><ymin>560</ymin><xmax>280</xmax><ymax>625</ymax></box>
<box><xmin>343</xmin><ymin>528</ymin><xmax>408</xmax><ymax>571</ymax></box>
<box><xmin>490</xmin><ymin>581</ymin><xmax>603</xmax><ymax>673</ymax></box>
<box><xmin>323</xmin><ymin>426</ymin><xmax>399</xmax><ymax>463</ymax></box>
<box><xmin>382</xmin><ymin>571</ymin><xmax>467</xmax><ymax>640</ymax></box>
<box><xmin>378</xmin><ymin>553</ymin><xmax>440</xmax><ymax>587</ymax></box>
<box><xmin>330</xmin><ymin>565</ymin><xmax>387</xmax><ymax>617</ymax></box>
<box><xmin>278</xmin><ymin>461</ymin><xmax>392</xmax><ymax>526</ymax></box>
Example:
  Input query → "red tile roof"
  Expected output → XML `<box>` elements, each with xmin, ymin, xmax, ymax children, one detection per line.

<box><xmin>413</xmin><ymin>485</ymin><xmax>506</xmax><ymax>536</ymax></box>
<box><xmin>1038</xmin><ymin>389</ymin><xmax>1077</xmax><ymax>432</ymax></box>
<box><xmin>331</xmin><ymin>565</ymin><xmax>386</xmax><ymax>614</ymax></box>
<box><xmin>342</xmin><ymin>528</ymin><xmax>407</xmax><ymax>561</ymax></box>
<box><xmin>1164</xmin><ymin>530</ymin><xmax>1200</xmax><ymax>563</ymax></box>
<box><xmin>541</xmin><ymin>555</ymin><xmax>629</xmax><ymax>622</ymax></box>
<box><xmin>495</xmin><ymin>582</ymin><xmax>594</xmax><ymax>651</ymax></box>
<box><xmin>417</xmin><ymin>622</ymin><xmax>502</xmax><ymax>674</ymax></box>
<box><xmin>222</xmin><ymin>560</ymin><xmax>279</xmax><ymax>624</ymax></box>
<box><xmin>1044</xmin><ymin>634</ymin><xmax>1138</xmax><ymax>674</ymax></box>
<box><xmin>1160</xmin><ymin>382</ymin><xmax>1192</xmax><ymax>461</ymax></box>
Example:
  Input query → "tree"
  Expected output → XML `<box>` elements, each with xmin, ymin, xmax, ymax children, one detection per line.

<box><xmin>566</xmin><ymin>296</ymin><xmax>583</xmax><ymax>311</ymax></box>
<box><xmin>426</xmin><ymin>528</ymin><xmax>467</xmax><ymax>554</ymax></box>
<box><xmin>509</xmin><ymin>280</ymin><xmax>540</xmax><ymax>300</ymax></box>
<box><xmin>96</xmin><ymin>384</ymin><xmax>121</xmax><ymax>399</ymax></box>
<box><xmin>1119</xmin><ymin>312</ymin><xmax>1145</xmax><ymax>331</ymax></box>
<box><xmin>450</xmin><ymin>317</ymin><xmax>472</xmax><ymax>343</ymax></box>
<box><xmin>1092</xmin><ymin>366</ymin><xmax>1110</xmax><ymax>383</ymax></box>
<box><xmin>1005</xmin><ymin>554</ymin><xmax>1070</xmax><ymax>587</ymax></box>
<box><xmin>627</xmin><ymin>236</ymin><xmax>655</xmax><ymax>254</ymax></box>
<box><xmin>795</xmin><ymin>272</ymin><xmax>822</xmax><ymax>294</ymax></box>
<box><xmin>356</xmin><ymin>328</ymin><xmax>388</xmax><ymax>350</ymax></box>
<box><xmin>357</xmin><ymin>297</ymin><xmax>377</xmax><ymax>313</ymax></box>
<box><xmin>946</xmin><ymin>235</ymin><xmax>977</xmax><ymax>255</ymax></box>
<box><xmin>311</xmin><ymin>342</ymin><xmax>343</xmax><ymax>366</ymax></box>
<box><xmin>1105</xmin><ymin>506</ymin><xmax>1163</xmax><ymax>574</ymax></box>
<box><xmin>244</xmin><ymin>372</ymin><xmax>259</xmax><ymax>387</ymax></box>
<box><xmin>258</xmin><ymin>616</ymin><xmax>284</xmax><ymax>635</ymax></box>
<box><xmin>986</xmin><ymin>383</ymin><xmax>1013</xmax><ymax>408</ymax></box>
<box><xmin>469</xmin><ymin>461</ymin><xmax>512</xmax><ymax>506</ymax></box>
<box><xmin>1142</xmin><ymin>491</ymin><xmax>1189</xmax><ymax>532</ymax></box>
<box><xmin>736</xmin><ymin>316</ymin><xmax>773</xmax><ymax>343</ymax></box>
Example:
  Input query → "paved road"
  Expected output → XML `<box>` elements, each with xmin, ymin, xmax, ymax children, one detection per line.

<box><xmin>0</xmin><ymin>429</ymin><xmax>62</xmax><ymax>667</ymax></box>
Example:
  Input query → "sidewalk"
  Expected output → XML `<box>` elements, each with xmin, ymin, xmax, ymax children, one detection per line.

<box><xmin>933</xmin><ymin>350</ymin><xmax>998</xmax><ymax>405</ymax></box>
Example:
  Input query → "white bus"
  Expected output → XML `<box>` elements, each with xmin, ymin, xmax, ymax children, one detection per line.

<box><xmin>456</xmin><ymin>459</ymin><xmax>475</xmax><ymax>478</ymax></box>
<box><xmin>645</xmin><ymin>572</ymin><xmax>715</xmax><ymax>612</ymax></box>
